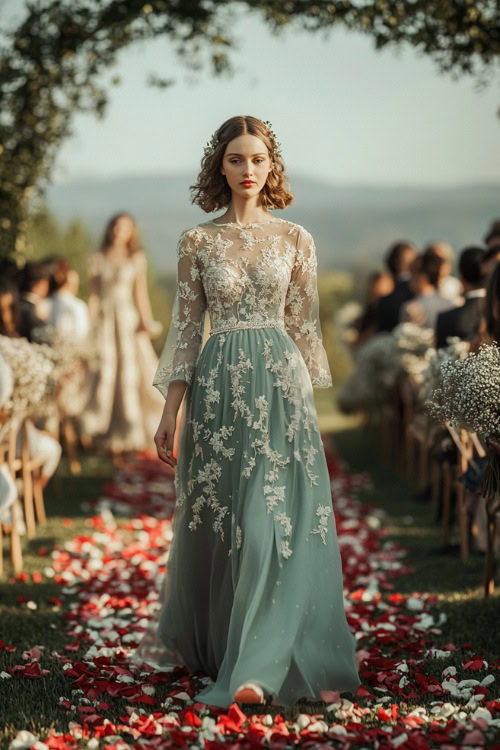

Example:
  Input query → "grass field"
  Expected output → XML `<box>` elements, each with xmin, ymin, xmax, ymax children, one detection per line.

<box><xmin>0</xmin><ymin>395</ymin><xmax>498</xmax><ymax>746</ymax></box>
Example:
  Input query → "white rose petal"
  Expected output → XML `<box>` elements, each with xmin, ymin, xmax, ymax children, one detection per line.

<box><xmin>392</xmin><ymin>733</ymin><xmax>408</xmax><ymax>748</ymax></box>
<box><xmin>173</xmin><ymin>691</ymin><xmax>191</xmax><ymax>701</ymax></box>
<box><xmin>406</xmin><ymin>597</ymin><xmax>424</xmax><ymax>611</ymax></box>
<box><xmin>9</xmin><ymin>731</ymin><xmax>39</xmax><ymax>750</ymax></box>
<box><xmin>471</xmin><ymin>707</ymin><xmax>492</xmax><ymax>724</ymax></box>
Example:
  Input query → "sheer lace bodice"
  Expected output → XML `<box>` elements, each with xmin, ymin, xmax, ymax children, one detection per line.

<box><xmin>154</xmin><ymin>217</ymin><xmax>333</xmax><ymax>393</ymax></box>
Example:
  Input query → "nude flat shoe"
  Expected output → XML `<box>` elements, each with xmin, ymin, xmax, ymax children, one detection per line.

<box><xmin>233</xmin><ymin>682</ymin><xmax>265</xmax><ymax>704</ymax></box>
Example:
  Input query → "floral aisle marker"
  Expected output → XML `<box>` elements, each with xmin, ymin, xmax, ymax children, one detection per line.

<box><xmin>427</xmin><ymin>343</ymin><xmax>500</xmax><ymax>596</ymax></box>
<box><xmin>2</xmin><ymin>446</ymin><xmax>500</xmax><ymax>749</ymax></box>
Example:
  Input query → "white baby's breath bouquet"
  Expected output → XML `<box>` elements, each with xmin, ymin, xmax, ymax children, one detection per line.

<box><xmin>337</xmin><ymin>333</ymin><xmax>400</xmax><ymax>414</ymax></box>
<box><xmin>419</xmin><ymin>337</ymin><xmax>470</xmax><ymax>405</ymax></box>
<box><xmin>31</xmin><ymin>325</ymin><xmax>77</xmax><ymax>381</ymax></box>
<box><xmin>0</xmin><ymin>335</ymin><xmax>55</xmax><ymax>418</ymax></box>
<box><xmin>426</xmin><ymin>343</ymin><xmax>500</xmax><ymax>505</ymax></box>
<box><xmin>32</xmin><ymin>325</ymin><xmax>99</xmax><ymax>373</ymax></box>
<box><xmin>392</xmin><ymin>323</ymin><xmax>436</xmax><ymax>385</ymax></box>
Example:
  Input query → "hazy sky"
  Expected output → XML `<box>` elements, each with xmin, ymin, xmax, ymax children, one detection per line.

<box><xmin>3</xmin><ymin>3</ymin><xmax>500</xmax><ymax>186</ymax></box>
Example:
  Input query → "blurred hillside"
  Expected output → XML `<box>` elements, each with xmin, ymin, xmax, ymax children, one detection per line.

<box><xmin>47</xmin><ymin>173</ymin><xmax>500</xmax><ymax>274</ymax></box>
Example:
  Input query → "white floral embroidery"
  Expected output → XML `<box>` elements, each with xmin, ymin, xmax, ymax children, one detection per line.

<box><xmin>311</xmin><ymin>505</ymin><xmax>333</xmax><ymax>544</ymax></box>
<box><xmin>228</xmin><ymin>350</ymin><xmax>254</xmax><ymax>426</ymax></box>
<box><xmin>188</xmin><ymin>458</ymin><xmax>229</xmax><ymax>540</ymax></box>
<box><xmin>264</xmin><ymin>484</ymin><xmax>286</xmax><ymax>514</ymax></box>
<box><xmin>228</xmin><ymin>518</ymin><xmax>243</xmax><ymax>557</ymax></box>
<box><xmin>154</xmin><ymin>220</ymin><xmax>332</xmax><ymax>391</ymax></box>
<box><xmin>274</xmin><ymin>512</ymin><xmax>292</xmax><ymax>536</ymax></box>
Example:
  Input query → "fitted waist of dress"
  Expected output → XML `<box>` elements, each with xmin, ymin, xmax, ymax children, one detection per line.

<box><xmin>209</xmin><ymin>321</ymin><xmax>287</xmax><ymax>337</ymax></box>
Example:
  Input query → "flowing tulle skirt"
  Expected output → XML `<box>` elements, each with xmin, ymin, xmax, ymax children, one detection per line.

<box><xmin>132</xmin><ymin>326</ymin><xmax>361</xmax><ymax>707</ymax></box>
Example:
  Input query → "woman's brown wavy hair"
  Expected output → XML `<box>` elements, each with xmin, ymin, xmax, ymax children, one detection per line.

<box><xmin>99</xmin><ymin>212</ymin><xmax>141</xmax><ymax>256</ymax></box>
<box><xmin>190</xmin><ymin>116</ymin><xmax>294</xmax><ymax>213</ymax></box>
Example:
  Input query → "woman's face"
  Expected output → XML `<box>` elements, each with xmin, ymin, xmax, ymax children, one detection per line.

<box><xmin>111</xmin><ymin>215</ymin><xmax>135</xmax><ymax>244</ymax></box>
<box><xmin>220</xmin><ymin>134</ymin><xmax>272</xmax><ymax>199</ymax></box>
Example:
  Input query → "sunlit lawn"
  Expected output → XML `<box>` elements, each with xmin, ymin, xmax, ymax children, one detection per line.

<box><xmin>0</xmin><ymin>395</ymin><xmax>498</xmax><ymax>744</ymax></box>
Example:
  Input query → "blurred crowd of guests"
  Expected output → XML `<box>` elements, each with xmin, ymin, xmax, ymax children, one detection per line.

<box><xmin>0</xmin><ymin>256</ymin><xmax>89</xmax><ymax>490</ymax></box>
<box><xmin>353</xmin><ymin>219</ymin><xmax>500</xmax><ymax>351</ymax></box>
<box><xmin>0</xmin><ymin>212</ymin><xmax>165</xmax><ymax>508</ymax></box>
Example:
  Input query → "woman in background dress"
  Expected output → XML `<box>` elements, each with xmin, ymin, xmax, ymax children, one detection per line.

<box><xmin>81</xmin><ymin>213</ymin><xmax>164</xmax><ymax>461</ymax></box>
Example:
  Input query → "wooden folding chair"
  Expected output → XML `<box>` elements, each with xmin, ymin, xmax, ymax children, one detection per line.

<box><xmin>408</xmin><ymin>413</ymin><xmax>433</xmax><ymax>490</ymax></box>
<box><xmin>399</xmin><ymin>375</ymin><xmax>417</xmax><ymax>481</ymax></box>
<box><xmin>20</xmin><ymin>418</ymin><xmax>47</xmax><ymax>536</ymax></box>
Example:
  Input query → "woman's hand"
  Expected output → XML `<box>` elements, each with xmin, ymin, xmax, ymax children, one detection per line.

<box><xmin>154</xmin><ymin>410</ymin><xmax>177</xmax><ymax>467</ymax></box>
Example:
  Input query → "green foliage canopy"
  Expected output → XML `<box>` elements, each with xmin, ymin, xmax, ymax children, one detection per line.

<box><xmin>1</xmin><ymin>0</ymin><xmax>498</xmax><ymax>259</ymax></box>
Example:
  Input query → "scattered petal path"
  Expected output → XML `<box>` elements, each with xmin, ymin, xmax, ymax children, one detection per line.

<box><xmin>3</xmin><ymin>436</ymin><xmax>500</xmax><ymax>749</ymax></box>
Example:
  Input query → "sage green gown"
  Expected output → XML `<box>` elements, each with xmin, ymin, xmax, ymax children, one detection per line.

<box><xmin>132</xmin><ymin>217</ymin><xmax>361</xmax><ymax>707</ymax></box>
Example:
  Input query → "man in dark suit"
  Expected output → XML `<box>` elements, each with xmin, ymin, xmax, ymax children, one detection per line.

<box><xmin>19</xmin><ymin>261</ymin><xmax>50</xmax><ymax>341</ymax></box>
<box><xmin>435</xmin><ymin>246</ymin><xmax>486</xmax><ymax>349</ymax></box>
<box><xmin>375</xmin><ymin>240</ymin><xmax>418</xmax><ymax>332</ymax></box>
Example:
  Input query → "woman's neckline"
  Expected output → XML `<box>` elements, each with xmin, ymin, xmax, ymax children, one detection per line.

<box><xmin>208</xmin><ymin>217</ymin><xmax>282</xmax><ymax>228</ymax></box>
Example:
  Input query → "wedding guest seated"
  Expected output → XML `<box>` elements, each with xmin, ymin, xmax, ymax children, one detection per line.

<box><xmin>0</xmin><ymin>259</ymin><xmax>20</xmax><ymax>285</ymax></box>
<box><xmin>48</xmin><ymin>259</ymin><xmax>90</xmax><ymax>341</ymax></box>
<box><xmin>0</xmin><ymin>284</ymin><xmax>62</xmax><ymax>489</ymax></box>
<box><xmin>375</xmin><ymin>240</ymin><xmax>418</xmax><ymax>332</ymax></box>
<box><xmin>484</xmin><ymin>219</ymin><xmax>500</xmax><ymax>249</ymax></box>
<box><xmin>400</xmin><ymin>253</ymin><xmax>454</xmax><ymax>330</ymax></box>
<box><xmin>0</xmin><ymin>278</ymin><xmax>21</xmax><ymax>338</ymax></box>
<box><xmin>353</xmin><ymin>270</ymin><xmax>394</xmax><ymax>346</ymax></box>
<box><xmin>469</xmin><ymin>260</ymin><xmax>500</xmax><ymax>352</ymax></box>
<box><xmin>423</xmin><ymin>242</ymin><xmax>463</xmax><ymax>304</ymax></box>
<box><xmin>481</xmin><ymin>246</ymin><xmax>500</xmax><ymax>282</ymax></box>
<box><xmin>462</xmin><ymin>262</ymin><xmax>500</xmax><ymax>555</ymax></box>
<box><xmin>19</xmin><ymin>261</ymin><xmax>50</xmax><ymax>341</ymax></box>
<box><xmin>435</xmin><ymin>246</ymin><xmax>486</xmax><ymax>349</ymax></box>
<box><xmin>0</xmin><ymin>349</ymin><xmax>13</xmax><ymax>410</ymax></box>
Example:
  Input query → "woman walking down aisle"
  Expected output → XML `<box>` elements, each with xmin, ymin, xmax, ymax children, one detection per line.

<box><xmin>81</xmin><ymin>213</ymin><xmax>165</xmax><ymax>459</ymax></box>
<box><xmin>132</xmin><ymin>116</ymin><xmax>361</xmax><ymax>708</ymax></box>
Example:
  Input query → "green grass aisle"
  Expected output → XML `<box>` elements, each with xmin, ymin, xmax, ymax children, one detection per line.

<box><xmin>331</xmin><ymin>424</ymin><xmax>500</xmax><ymax>652</ymax></box>
<box><xmin>0</xmin><ymin>432</ymin><xmax>499</xmax><ymax>750</ymax></box>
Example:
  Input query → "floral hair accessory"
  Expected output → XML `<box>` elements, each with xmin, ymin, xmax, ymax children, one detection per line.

<box><xmin>263</xmin><ymin>120</ymin><xmax>282</xmax><ymax>161</ymax></box>
<box><xmin>203</xmin><ymin>131</ymin><xmax>219</xmax><ymax>158</ymax></box>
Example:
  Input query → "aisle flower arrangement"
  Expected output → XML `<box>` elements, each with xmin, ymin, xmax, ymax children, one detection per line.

<box><xmin>337</xmin><ymin>324</ymin><xmax>437</xmax><ymax>415</ymax></box>
<box><xmin>418</xmin><ymin>338</ymin><xmax>470</xmax><ymax>406</ymax></box>
<box><xmin>337</xmin><ymin>333</ymin><xmax>400</xmax><ymax>413</ymax></box>
<box><xmin>391</xmin><ymin>323</ymin><xmax>436</xmax><ymax>385</ymax></box>
<box><xmin>0</xmin><ymin>334</ymin><xmax>54</xmax><ymax>420</ymax></box>
<box><xmin>426</xmin><ymin>342</ymin><xmax>500</xmax><ymax>594</ymax></box>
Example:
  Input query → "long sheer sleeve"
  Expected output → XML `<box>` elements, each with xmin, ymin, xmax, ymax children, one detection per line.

<box><xmin>284</xmin><ymin>227</ymin><xmax>333</xmax><ymax>388</ymax></box>
<box><xmin>153</xmin><ymin>230</ymin><xmax>207</xmax><ymax>397</ymax></box>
